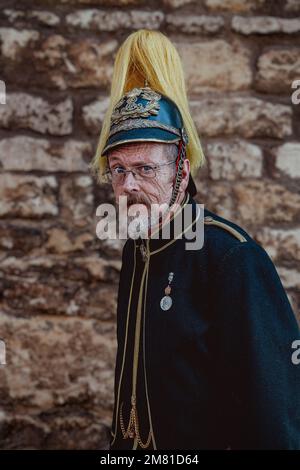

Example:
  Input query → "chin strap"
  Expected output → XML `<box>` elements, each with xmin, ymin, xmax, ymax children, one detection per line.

<box><xmin>168</xmin><ymin>127</ymin><xmax>188</xmax><ymax>207</ymax></box>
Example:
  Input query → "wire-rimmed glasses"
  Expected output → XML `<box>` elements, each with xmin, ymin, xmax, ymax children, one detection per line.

<box><xmin>104</xmin><ymin>159</ymin><xmax>177</xmax><ymax>184</ymax></box>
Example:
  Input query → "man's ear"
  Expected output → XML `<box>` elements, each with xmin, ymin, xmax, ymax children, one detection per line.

<box><xmin>179</xmin><ymin>158</ymin><xmax>190</xmax><ymax>193</ymax></box>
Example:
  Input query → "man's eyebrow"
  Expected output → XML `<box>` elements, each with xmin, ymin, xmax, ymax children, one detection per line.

<box><xmin>133</xmin><ymin>161</ymin><xmax>155</xmax><ymax>166</ymax></box>
<box><xmin>108</xmin><ymin>158</ymin><xmax>123</xmax><ymax>167</ymax></box>
<box><xmin>109</xmin><ymin>159</ymin><xmax>155</xmax><ymax>166</ymax></box>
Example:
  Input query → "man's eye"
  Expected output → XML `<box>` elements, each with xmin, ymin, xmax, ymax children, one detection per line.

<box><xmin>141</xmin><ymin>165</ymin><xmax>154</xmax><ymax>173</ymax></box>
<box><xmin>114</xmin><ymin>167</ymin><xmax>125</xmax><ymax>174</ymax></box>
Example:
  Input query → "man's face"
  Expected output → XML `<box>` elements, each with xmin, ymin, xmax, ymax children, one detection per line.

<box><xmin>107</xmin><ymin>141</ymin><xmax>178</xmax><ymax>236</ymax></box>
<box><xmin>107</xmin><ymin>141</ymin><xmax>176</xmax><ymax>209</ymax></box>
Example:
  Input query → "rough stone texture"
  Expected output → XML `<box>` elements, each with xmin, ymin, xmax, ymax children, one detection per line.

<box><xmin>255</xmin><ymin>48</ymin><xmax>300</xmax><ymax>94</ymax></box>
<box><xmin>60</xmin><ymin>0</ymin><xmax>140</xmax><ymax>3</ymax></box>
<box><xmin>166</xmin><ymin>15</ymin><xmax>225</xmax><ymax>34</ymax></box>
<box><xmin>234</xmin><ymin>180</ymin><xmax>300</xmax><ymax>224</ymax></box>
<box><xmin>190</xmin><ymin>97</ymin><xmax>292</xmax><ymax>138</ymax></box>
<box><xmin>232</xmin><ymin>16</ymin><xmax>300</xmax><ymax>34</ymax></box>
<box><xmin>0</xmin><ymin>28</ymin><xmax>39</xmax><ymax>60</ymax></box>
<box><xmin>0</xmin><ymin>94</ymin><xmax>73</xmax><ymax>135</ymax></box>
<box><xmin>32</xmin><ymin>35</ymin><xmax>118</xmax><ymax>90</ymax></box>
<box><xmin>0</xmin><ymin>175</ymin><xmax>58</xmax><ymax>218</ymax></box>
<box><xmin>66</xmin><ymin>9</ymin><xmax>164</xmax><ymax>30</ymax></box>
<box><xmin>0</xmin><ymin>137</ymin><xmax>92</xmax><ymax>172</ymax></box>
<box><xmin>205</xmin><ymin>0</ymin><xmax>266</xmax><ymax>10</ymax></box>
<box><xmin>0</xmin><ymin>0</ymin><xmax>299</xmax><ymax>451</ymax></box>
<box><xmin>277</xmin><ymin>267</ymin><xmax>300</xmax><ymax>290</ymax></box>
<box><xmin>1</xmin><ymin>31</ymin><xmax>118</xmax><ymax>90</ymax></box>
<box><xmin>256</xmin><ymin>227</ymin><xmax>300</xmax><ymax>262</ymax></box>
<box><xmin>0</xmin><ymin>412</ymin><xmax>110</xmax><ymax>450</ymax></box>
<box><xmin>176</xmin><ymin>40</ymin><xmax>252</xmax><ymax>92</ymax></box>
<box><xmin>59</xmin><ymin>176</ymin><xmax>95</xmax><ymax>227</ymax></box>
<box><xmin>273</xmin><ymin>143</ymin><xmax>300</xmax><ymax>179</ymax></box>
<box><xmin>82</xmin><ymin>97</ymin><xmax>110</xmax><ymax>134</ymax></box>
<box><xmin>285</xmin><ymin>0</ymin><xmax>300</xmax><ymax>11</ymax></box>
<box><xmin>0</xmin><ymin>313</ymin><xmax>115</xmax><ymax>449</ymax></box>
<box><xmin>206</xmin><ymin>139</ymin><xmax>263</xmax><ymax>180</ymax></box>
<box><xmin>3</xmin><ymin>9</ymin><xmax>61</xmax><ymax>27</ymax></box>
<box><xmin>163</xmin><ymin>0</ymin><xmax>194</xmax><ymax>7</ymax></box>
<box><xmin>195</xmin><ymin>180</ymin><xmax>236</xmax><ymax>221</ymax></box>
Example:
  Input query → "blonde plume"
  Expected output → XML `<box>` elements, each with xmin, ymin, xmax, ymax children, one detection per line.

<box><xmin>90</xmin><ymin>29</ymin><xmax>205</xmax><ymax>183</ymax></box>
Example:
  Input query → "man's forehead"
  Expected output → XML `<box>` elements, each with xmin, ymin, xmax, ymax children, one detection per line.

<box><xmin>108</xmin><ymin>142</ymin><xmax>164</xmax><ymax>162</ymax></box>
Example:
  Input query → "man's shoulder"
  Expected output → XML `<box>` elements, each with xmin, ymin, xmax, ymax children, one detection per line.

<box><xmin>199</xmin><ymin>205</ymin><xmax>267</xmax><ymax>268</ymax></box>
<box><xmin>200</xmin><ymin>207</ymin><xmax>288</xmax><ymax>305</ymax></box>
<box><xmin>203</xmin><ymin>207</ymin><xmax>250</xmax><ymax>244</ymax></box>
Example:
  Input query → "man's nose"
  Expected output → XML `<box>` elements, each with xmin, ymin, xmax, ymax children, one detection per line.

<box><xmin>122</xmin><ymin>171</ymin><xmax>139</xmax><ymax>192</ymax></box>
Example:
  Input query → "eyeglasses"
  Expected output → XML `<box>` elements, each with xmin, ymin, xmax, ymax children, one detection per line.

<box><xmin>104</xmin><ymin>159</ymin><xmax>177</xmax><ymax>184</ymax></box>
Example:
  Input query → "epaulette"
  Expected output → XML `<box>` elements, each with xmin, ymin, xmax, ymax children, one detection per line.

<box><xmin>204</xmin><ymin>216</ymin><xmax>247</xmax><ymax>243</ymax></box>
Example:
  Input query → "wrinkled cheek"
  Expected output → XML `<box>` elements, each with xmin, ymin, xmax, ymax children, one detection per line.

<box><xmin>151</xmin><ymin>182</ymin><xmax>172</xmax><ymax>204</ymax></box>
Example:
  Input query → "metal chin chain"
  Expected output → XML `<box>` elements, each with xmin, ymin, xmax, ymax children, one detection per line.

<box><xmin>138</xmin><ymin>126</ymin><xmax>187</xmax><ymax>262</ymax></box>
<box><xmin>168</xmin><ymin>128</ymin><xmax>188</xmax><ymax>207</ymax></box>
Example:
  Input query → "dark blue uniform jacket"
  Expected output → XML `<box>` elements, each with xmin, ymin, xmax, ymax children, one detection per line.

<box><xmin>109</xmin><ymin>192</ymin><xmax>300</xmax><ymax>450</ymax></box>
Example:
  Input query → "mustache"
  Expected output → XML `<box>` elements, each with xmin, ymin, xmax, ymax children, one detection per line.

<box><xmin>126</xmin><ymin>194</ymin><xmax>150</xmax><ymax>206</ymax></box>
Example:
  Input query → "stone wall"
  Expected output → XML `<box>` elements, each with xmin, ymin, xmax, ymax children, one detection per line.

<box><xmin>0</xmin><ymin>0</ymin><xmax>299</xmax><ymax>450</ymax></box>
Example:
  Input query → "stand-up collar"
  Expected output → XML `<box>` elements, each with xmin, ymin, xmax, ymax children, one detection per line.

<box><xmin>134</xmin><ymin>192</ymin><xmax>203</xmax><ymax>255</ymax></box>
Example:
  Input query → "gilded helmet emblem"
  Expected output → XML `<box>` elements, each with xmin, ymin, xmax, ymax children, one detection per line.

<box><xmin>111</xmin><ymin>87</ymin><xmax>162</xmax><ymax>126</ymax></box>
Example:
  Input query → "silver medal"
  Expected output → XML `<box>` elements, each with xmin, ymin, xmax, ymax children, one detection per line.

<box><xmin>160</xmin><ymin>295</ymin><xmax>172</xmax><ymax>311</ymax></box>
<box><xmin>160</xmin><ymin>272</ymin><xmax>174</xmax><ymax>311</ymax></box>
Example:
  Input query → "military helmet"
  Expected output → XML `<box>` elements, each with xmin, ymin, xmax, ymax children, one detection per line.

<box><xmin>102</xmin><ymin>86</ymin><xmax>197</xmax><ymax>201</ymax></box>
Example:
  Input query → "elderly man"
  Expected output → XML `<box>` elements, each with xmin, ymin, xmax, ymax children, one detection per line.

<box><xmin>106</xmin><ymin>140</ymin><xmax>190</xmax><ymax>238</ymax></box>
<box><xmin>92</xmin><ymin>30</ymin><xmax>300</xmax><ymax>450</ymax></box>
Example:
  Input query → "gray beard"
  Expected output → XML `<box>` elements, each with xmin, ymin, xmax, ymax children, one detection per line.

<box><xmin>126</xmin><ymin>203</ymin><xmax>170</xmax><ymax>240</ymax></box>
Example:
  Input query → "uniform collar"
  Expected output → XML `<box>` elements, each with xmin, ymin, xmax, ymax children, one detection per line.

<box><xmin>134</xmin><ymin>192</ymin><xmax>202</xmax><ymax>256</ymax></box>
